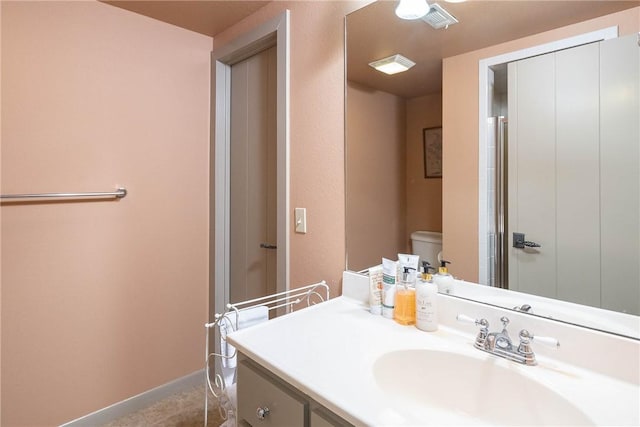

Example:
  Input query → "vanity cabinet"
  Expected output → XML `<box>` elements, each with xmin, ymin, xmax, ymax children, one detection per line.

<box><xmin>237</xmin><ymin>355</ymin><xmax>353</xmax><ymax>427</ymax></box>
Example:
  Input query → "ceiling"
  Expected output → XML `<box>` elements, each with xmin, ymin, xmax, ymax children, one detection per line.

<box><xmin>103</xmin><ymin>0</ymin><xmax>269</xmax><ymax>37</ymax></box>
<box><xmin>104</xmin><ymin>0</ymin><xmax>639</xmax><ymax>98</ymax></box>
<box><xmin>348</xmin><ymin>0</ymin><xmax>639</xmax><ymax>97</ymax></box>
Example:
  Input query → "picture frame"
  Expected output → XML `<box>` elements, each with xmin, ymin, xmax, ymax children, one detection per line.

<box><xmin>423</xmin><ymin>127</ymin><xmax>442</xmax><ymax>178</ymax></box>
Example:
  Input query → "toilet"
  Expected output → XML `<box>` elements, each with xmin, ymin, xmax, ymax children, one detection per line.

<box><xmin>411</xmin><ymin>231</ymin><xmax>443</xmax><ymax>269</ymax></box>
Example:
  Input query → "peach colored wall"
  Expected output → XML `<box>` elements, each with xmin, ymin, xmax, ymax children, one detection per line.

<box><xmin>211</xmin><ymin>1</ymin><xmax>370</xmax><ymax>297</ymax></box>
<box><xmin>443</xmin><ymin>7</ymin><xmax>640</xmax><ymax>282</ymax></box>
<box><xmin>1</xmin><ymin>2</ymin><xmax>211</xmax><ymax>425</ymax></box>
<box><xmin>346</xmin><ymin>81</ymin><xmax>406</xmax><ymax>271</ymax></box>
<box><xmin>345</xmin><ymin>85</ymin><xmax>442</xmax><ymax>270</ymax></box>
<box><xmin>406</xmin><ymin>93</ymin><xmax>442</xmax><ymax>241</ymax></box>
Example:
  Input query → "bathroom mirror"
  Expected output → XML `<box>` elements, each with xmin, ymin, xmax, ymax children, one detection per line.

<box><xmin>345</xmin><ymin>1</ymin><xmax>639</xmax><ymax>338</ymax></box>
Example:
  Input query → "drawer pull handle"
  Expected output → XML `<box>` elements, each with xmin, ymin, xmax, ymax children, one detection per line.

<box><xmin>256</xmin><ymin>406</ymin><xmax>270</xmax><ymax>420</ymax></box>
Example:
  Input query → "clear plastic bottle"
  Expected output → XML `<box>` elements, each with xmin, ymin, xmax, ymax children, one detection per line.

<box><xmin>395</xmin><ymin>267</ymin><xmax>416</xmax><ymax>325</ymax></box>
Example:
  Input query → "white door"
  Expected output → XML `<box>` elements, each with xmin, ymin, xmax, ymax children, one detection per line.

<box><xmin>507</xmin><ymin>34</ymin><xmax>639</xmax><ymax>314</ymax></box>
<box><xmin>229</xmin><ymin>46</ymin><xmax>277</xmax><ymax>304</ymax></box>
<box><xmin>599</xmin><ymin>34</ymin><xmax>640</xmax><ymax>314</ymax></box>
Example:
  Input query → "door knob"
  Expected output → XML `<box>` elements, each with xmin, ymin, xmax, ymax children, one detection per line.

<box><xmin>513</xmin><ymin>232</ymin><xmax>541</xmax><ymax>249</ymax></box>
<box><xmin>256</xmin><ymin>406</ymin><xmax>270</xmax><ymax>420</ymax></box>
<box><xmin>260</xmin><ymin>243</ymin><xmax>277</xmax><ymax>249</ymax></box>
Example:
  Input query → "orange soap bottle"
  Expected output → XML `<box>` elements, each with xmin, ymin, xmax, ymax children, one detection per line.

<box><xmin>395</xmin><ymin>267</ymin><xmax>416</xmax><ymax>325</ymax></box>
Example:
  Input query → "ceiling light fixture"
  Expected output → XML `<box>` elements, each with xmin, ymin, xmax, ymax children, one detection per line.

<box><xmin>395</xmin><ymin>0</ymin><xmax>430</xmax><ymax>20</ymax></box>
<box><xmin>369</xmin><ymin>54</ymin><xmax>416</xmax><ymax>75</ymax></box>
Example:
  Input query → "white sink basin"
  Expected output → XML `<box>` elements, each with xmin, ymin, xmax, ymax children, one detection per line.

<box><xmin>373</xmin><ymin>349</ymin><xmax>594</xmax><ymax>426</ymax></box>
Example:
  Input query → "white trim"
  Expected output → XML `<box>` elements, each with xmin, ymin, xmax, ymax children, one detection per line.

<box><xmin>212</xmin><ymin>11</ymin><xmax>290</xmax><ymax>317</ymax></box>
<box><xmin>60</xmin><ymin>370</ymin><xmax>204</xmax><ymax>427</ymax></box>
<box><xmin>477</xmin><ymin>26</ymin><xmax>619</xmax><ymax>285</ymax></box>
<box><xmin>213</xmin><ymin>58</ymin><xmax>231</xmax><ymax>318</ymax></box>
<box><xmin>277</xmin><ymin>13</ymin><xmax>291</xmax><ymax>297</ymax></box>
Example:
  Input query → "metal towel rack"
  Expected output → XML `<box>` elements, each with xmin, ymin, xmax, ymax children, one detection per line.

<box><xmin>203</xmin><ymin>280</ymin><xmax>330</xmax><ymax>426</ymax></box>
<box><xmin>0</xmin><ymin>187</ymin><xmax>127</xmax><ymax>202</ymax></box>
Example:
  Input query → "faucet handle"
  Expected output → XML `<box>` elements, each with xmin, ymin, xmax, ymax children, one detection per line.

<box><xmin>519</xmin><ymin>330</ymin><xmax>560</xmax><ymax>348</ymax></box>
<box><xmin>456</xmin><ymin>314</ymin><xmax>489</xmax><ymax>329</ymax></box>
<box><xmin>517</xmin><ymin>330</ymin><xmax>560</xmax><ymax>365</ymax></box>
<box><xmin>457</xmin><ymin>314</ymin><xmax>489</xmax><ymax>350</ymax></box>
<box><xmin>532</xmin><ymin>334</ymin><xmax>560</xmax><ymax>348</ymax></box>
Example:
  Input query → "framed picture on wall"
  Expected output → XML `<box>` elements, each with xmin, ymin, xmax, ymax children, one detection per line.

<box><xmin>423</xmin><ymin>127</ymin><xmax>442</xmax><ymax>178</ymax></box>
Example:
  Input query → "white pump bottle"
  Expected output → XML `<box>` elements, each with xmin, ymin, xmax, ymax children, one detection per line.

<box><xmin>415</xmin><ymin>261</ymin><xmax>438</xmax><ymax>332</ymax></box>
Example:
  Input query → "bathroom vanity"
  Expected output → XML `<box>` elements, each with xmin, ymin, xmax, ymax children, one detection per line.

<box><xmin>236</xmin><ymin>356</ymin><xmax>352</xmax><ymax>426</ymax></box>
<box><xmin>227</xmin><ymin>274</ymin><xmax>640</xmax><ymax>426</ymax></box>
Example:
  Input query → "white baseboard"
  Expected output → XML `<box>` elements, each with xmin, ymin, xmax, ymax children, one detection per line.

<box><xmin>60</xmin><ymin>369</ymin><xmax>204</xmax><ymax>427</ymax></box>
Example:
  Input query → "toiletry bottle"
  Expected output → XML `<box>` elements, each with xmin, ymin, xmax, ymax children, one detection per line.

<box><xmin>394</xmin><ymin>267</ymin><xmax>416</xmax><ymax>325</ymax></box>
<box><xmin>433</xmin><ymin>260</ymin><xmax>454</xmax><ymax>294</ymax></box>
<box><xmin>381</xmin><ymin>258</ymin><xmax>398</xmax><ymax>319</ymax></box>
<box><xmin>368</xmin><ymin>265</ymin><xmax>384</xmax><ymax>315</ymax></box>
<box><xmin>419</xmin><ymin>260</ymin><xmax>431</xmax><ymax>281</ymax></box>
<box><xmin>416</xmin><ymin>265</ymin><xmax>438</xmax><ymax>331</ymax></box>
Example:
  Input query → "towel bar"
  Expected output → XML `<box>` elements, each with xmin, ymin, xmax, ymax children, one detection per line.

<box><xmin>0</xmin><ymin>187</ymin><xmax>127</xmax><ymax>202</ymax></box>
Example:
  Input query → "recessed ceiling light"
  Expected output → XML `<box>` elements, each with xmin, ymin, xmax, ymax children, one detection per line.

<box><xmin>368</xmin><ymin>54</ymin><xmax>416</xmax><ymax>75</ymax></box>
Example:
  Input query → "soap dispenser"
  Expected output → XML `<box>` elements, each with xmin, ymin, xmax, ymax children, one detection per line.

<box><xmin>394</xmin><ymin>266</ymin><xmax>416</xmax><ymax>325</ymax></box>
<box><xmin>433</xmin><ymin>260</ymin><xmax>454</xmax><ymax>294</ymax></box>
<box><xmin>419</xmin><ymin>260</ymin><xmax>431</xmax><ymax>281</ymax></box>
<box><xmin>416</xmin><ymin>263</ymin><xmax>438</xmax><ymax>332</ymax></box>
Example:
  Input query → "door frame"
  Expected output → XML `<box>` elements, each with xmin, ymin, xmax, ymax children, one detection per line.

<box><xmin>211</xmin><ymin>11</ymin><xmax>290</xmax><ymax>317</ymax></box>
<box><xmin>476</xmin><ymin>26</ymin><xmax>618</xmax><ymax>286</ymax></box>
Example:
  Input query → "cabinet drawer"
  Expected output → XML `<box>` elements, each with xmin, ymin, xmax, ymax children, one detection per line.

<box><xmin>311</xmin><ymin>407</ymin><xmax>354</xmax><ymax>427</ymax></box>
<box><xmin>237</xmin><ymin>359</ymin><xmax>308</xmax><ymax>426</ymax></box>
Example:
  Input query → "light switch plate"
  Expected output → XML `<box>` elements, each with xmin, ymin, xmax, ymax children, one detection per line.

<box><xmin>295</xmin><ymin>208</ymin><xmax>307</xmax><ymax>233</ymax></box>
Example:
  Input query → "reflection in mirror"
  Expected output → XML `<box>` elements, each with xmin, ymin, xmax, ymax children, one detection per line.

<box><xmin>345</xmin><ymin>1</ymin><xmax>640</xmax><ymax>338</ymax></box>
<box><xmin>484</xmin><ymin>33</ymin><xmax>639</xmax><ymax>313</ymax></box>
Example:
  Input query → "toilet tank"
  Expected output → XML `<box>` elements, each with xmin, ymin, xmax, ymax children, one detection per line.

<box><xmin>411</xmin><ymin>231</ymin><xmax>443</xmax><ymax>269</ymax></box>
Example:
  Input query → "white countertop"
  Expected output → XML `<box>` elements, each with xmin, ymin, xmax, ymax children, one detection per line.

<box><xmin>227</xmin><ymin>295</ymin><xmax>639</xmax><ymax>426</ymax></box>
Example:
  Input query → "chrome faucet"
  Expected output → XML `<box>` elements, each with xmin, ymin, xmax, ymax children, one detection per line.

<box><xmin>457</xmin><ymin>314</ymin><xmax>559</xmax><ymax>366</ymax></box>
<box><xmin>513</xmin><ymin>304</ymin><xmax>532</xmax><ymax>313</ymax></box>
<box><xmin>486</xmin><ymin>316</ymin><xmax>514</xmax><ymax>352</ymax></box>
